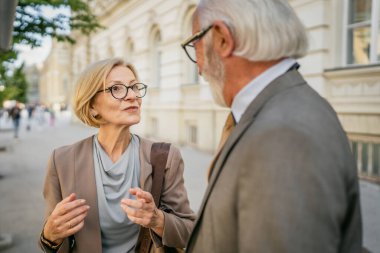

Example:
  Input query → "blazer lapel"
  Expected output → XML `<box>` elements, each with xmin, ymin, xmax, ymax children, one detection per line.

<box><xmin>74</xmin><ymin>136</ymin><xmax>102</xmax><ymax>253</ymax></box>
<box><xmin>187</xmin><ymin>69</ymin><xmax>307</xmax><ymax>247</ymax></box>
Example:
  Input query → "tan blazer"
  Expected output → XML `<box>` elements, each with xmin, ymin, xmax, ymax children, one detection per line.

<box><xmin>39</xmin><ymin>135</ymin><xmax>196</xmax><ymax>253</ymax></box>
<box><xmin>186</xmin><ymin>69</ymin><xmax>362</xmax><ymax>252</ymax></box>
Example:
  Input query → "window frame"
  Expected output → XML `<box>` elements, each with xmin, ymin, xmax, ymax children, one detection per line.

<box><xmin>343</xmin><ymin>0</ymin><xmax>380</xmax><ymax>65</ymax></box>
<box><xmin>150</xmin><ymin>27</ymin><xmax>162</xmax><ymax>88</ymax></box>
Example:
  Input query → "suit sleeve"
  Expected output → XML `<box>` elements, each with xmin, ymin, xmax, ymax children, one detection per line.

<box><xmin>38</xmin><ymin>150</ymin><xmax>71</xmax><ymax>253</ymax></box>
<box><xmin>151</xmin><ymin>145</ymin><xmax>196</xmax><ymax>248</ymax></box>
<box><xmin>236</xmin><ymin>127</ymin><xmax>347</xmax><ymax>252</ymax></box>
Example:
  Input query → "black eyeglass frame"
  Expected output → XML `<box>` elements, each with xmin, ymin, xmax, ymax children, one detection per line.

<box><xmin>97</xmin><ymin>82</ymin><xmax>148</xmax><ymax>99</ymax></box>
<box><xmin>181</xmin><ymin>25</ymin><xmax>213</xmax><ymax>63</ymax></box>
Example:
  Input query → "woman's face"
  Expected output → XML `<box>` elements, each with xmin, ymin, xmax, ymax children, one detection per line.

<box><xmin>91</xmin><ymin>65</ymin><xmax>142</xmax><ymax>128</ymax></box>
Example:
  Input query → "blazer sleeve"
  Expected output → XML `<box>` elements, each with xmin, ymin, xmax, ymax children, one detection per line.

<box><xmin>151</xmin><ymin>145</ymin><xmax>196</xmax><ymax>248</ymax></box>
<box><xmin>38</xmin><ymin>150</ymin><xmax>71</xmax><ymax>253</ymax></box>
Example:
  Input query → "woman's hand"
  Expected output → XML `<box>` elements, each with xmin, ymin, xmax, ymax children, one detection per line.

<box><xmin>43</xmin><ymin>193</ymin><xmax>90</xmax><ymax>245</ymax></box>
<box><xmin>121</xmin><ymin>188</ymin><xmax>164</xmax><ymax>236</ymax></box>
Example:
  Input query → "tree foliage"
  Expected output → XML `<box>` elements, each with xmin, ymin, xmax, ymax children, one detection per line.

<box><xmin>0</xmin><ymin>64</ymin><xmax>28</xmax><ymax>104</ymax></box>
<box><xmin>0</xmin><ymin>0</ymin><xmax>102</xmax><ymax>106</ymax></box>
<box><xmin>14</xmin><ymin>0</ymin><xmax>102</xmax><ymax>47</ymax></box>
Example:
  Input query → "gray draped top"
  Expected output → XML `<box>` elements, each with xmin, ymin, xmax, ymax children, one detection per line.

<box><xmin>93</xmin><ymin>134</ymin><xmax>141</xmax><ymax>253</ymax></box>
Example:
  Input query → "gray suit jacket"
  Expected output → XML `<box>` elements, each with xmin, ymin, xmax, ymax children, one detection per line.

<box><xmin>186</xmin><ymin>69</ymin><xmax>362</xmax><ymax>253</ymax></box>
<box><xmin>40</xmin><ymin>135</ymin><xmax>195</xmax><ymax>253</ymax></box>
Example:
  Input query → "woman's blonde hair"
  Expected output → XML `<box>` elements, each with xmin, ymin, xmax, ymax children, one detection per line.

<box><xmin>73</xmin><ymin>58</ymin><xmax>139</xmax><ymax>128</ymax></box>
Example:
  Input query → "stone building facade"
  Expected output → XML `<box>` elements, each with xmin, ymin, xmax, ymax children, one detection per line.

<box><xmin>39</xmin><ymin>40</ymin><xmax>71</xmax><ymax>108</ymax></box>
<box><xmin>41</xmin><ymin>0</ymin><xmax>380</xmax><ymax>180</ymax></box>
<box><xmin>24</xmin><ymin>65</ymin><xmax>40</xmax><ymax>104</ymax></box>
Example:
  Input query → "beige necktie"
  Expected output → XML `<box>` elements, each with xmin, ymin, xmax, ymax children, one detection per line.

<box><xmin>207</xmin><ymin>112</ymin><xmax>236</xmax><ymax>181</ymax></box>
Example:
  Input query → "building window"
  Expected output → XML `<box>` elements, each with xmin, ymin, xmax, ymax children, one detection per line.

<box><xmin>108</xmin><ymin>42</ymin><xmax>114</xmax><ymax>58</ymax></box>
<box><xmin>182</xmin><ymin>6</ymin><xmax>199</xmax><ymax>85</ymax></box>
<box><xmin>63</xmin><ymin>76</ymin><xmax>68</xmax><ymax>93</ymax></box>
<box><xmin>373</xmin><ymin>143</ymin><xmax>380</xmax><ymax>175</ymax></box>
<box><xmin>187</xmin><ymin>123</ymin><xmax>197</xmax><ymax>145</ymax></box>
<box><xmin>150</xmin><ymin>26</ymin><xmax>162</xmax><ymax>87</ymax></box>
<box><xmin>351</xmin><ymin>140</ymin><xmax>380</xmax><ymax>177</ymax></box>
<box><xmin>125</xmin><ymin>37</ymin><xmax>134</xmax><ymax>62</ymax></box>
<box><xmin>362</xmin><ymin>142</ymin><xmax>368</xmax><ymax>173</ymax></box>
<box><xmin>150</xmin><ymin>117</ymin><xmax>158</xmax><ymax>137</ymax></box>
<box><xmin>345</xmin><ymin>0</ymin><xmax>380</xmax><ymax>65</ymax></box>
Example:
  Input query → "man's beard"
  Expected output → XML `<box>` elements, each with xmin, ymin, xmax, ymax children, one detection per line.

<box><xmin>202</xmin><ymin>41</ymin><xmax>227</xmax><ymax>107</ymax></box>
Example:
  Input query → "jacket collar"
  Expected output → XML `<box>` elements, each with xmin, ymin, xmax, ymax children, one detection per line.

<box><xmin>73</xmin><ymin>135</ymin><xmax>153</xmax><ymax>252</ymax></box>
<box><xmin>187</xmin><ymin>69</ymin><xmax>306</xmax><ymax>249</ymax></box>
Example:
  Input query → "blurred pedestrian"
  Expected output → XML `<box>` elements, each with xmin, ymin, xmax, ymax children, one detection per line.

<box><xmin>39</xmin><ymin>58</ymin><xmax>195</xmax><ymax>253</ymax></box>
<box><xmin>182</xmin><ymin>0</ymin><xmax>362</xmax><ymax>252</ymax></box>
<box><xmin>9</xmin><ymin>102</ymin><xmax>21</xmax><ymax>138</ymax></box>
<box><xmin>26</xmin><ymin>104</ymin><xmax>34</xmax><ymax>131</ymax></box>
<box><xmin>35</xmin><ymin>105</ymin><xmax>45</xmax><ymax>125</ymax></box>
<box><xmin>49</xmin><ymin>108</ymin><xmax>55</xmax><ymax>127</ymax></box>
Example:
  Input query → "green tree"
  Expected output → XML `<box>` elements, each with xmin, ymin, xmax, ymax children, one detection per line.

<box><xmin>0</xmin><ymin>0</ymin><xmax>102</xmax><ymax>106</ymax></box>
<box><xmin>0</xmin><ymin>64</ymin><xmax>29</xmax><ymax>105</ymax></box>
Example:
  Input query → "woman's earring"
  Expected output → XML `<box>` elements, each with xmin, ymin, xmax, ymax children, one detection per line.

<box><xmin>90</xmin><ymin>109</ymin><xmax>98</xmax><ymax>118</ymax></box>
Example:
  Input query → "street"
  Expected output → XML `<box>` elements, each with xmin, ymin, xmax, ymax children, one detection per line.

<box><xmin>0</xmin><ymin>114</ymin><xmax>379</xmax><ymax>253</ymax></box>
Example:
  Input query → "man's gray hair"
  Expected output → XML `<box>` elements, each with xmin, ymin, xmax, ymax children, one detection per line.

<box><xmin>197</xmin><ymin>0</ymin><xmax>308</xmax><ymax>61</ymax></box>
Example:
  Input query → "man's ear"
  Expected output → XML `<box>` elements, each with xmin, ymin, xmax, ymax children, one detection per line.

<box><xmin>212</xmin><ymin>21</ymin><xmax>235</xmax><ymax>58</ymax></box>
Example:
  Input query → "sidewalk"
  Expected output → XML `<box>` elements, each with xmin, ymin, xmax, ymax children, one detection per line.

<box><xmin>0</xmin><ymin>119</ymin><xmax>379</xmax><ymax>253</ymax></box>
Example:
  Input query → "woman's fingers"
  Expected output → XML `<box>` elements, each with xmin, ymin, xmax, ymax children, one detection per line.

<box><xmin>57</xmin><ymin>198</ymin><xmax>87</xmax><ymax>216</ymax></box>
<box><xmin>62</xmin><ymin>203</ymin><xmax>90</xmax><ymax>223</ymax></box>
<box><xmin>51</xmin><ymin>199</ymin><xmax>88</xmax><ymax>228</ymax></box>
<box><xmin>61</xmin><ymin>193</ymin><xmax>76</xmax><ymax>204</ymax></box>
<box><xmin>120</xmin><ymin>204</ymin><xmax>152</xmax><ymax>227</ymax></box>
<box><xmin>44</xmin><ymin>194</ymin><xmax>88</xmax><ymax>243</ymax></box>
<box><xmin>129</xmin><ymin>188</ymin><xmax>154</xmax><ymax>204</ymax></box>
<box><xmin>121</xmin><ymin>191</ymin><xmax>158</xmax><ymax>228</ymax></box>
<box><xmin>66</xmin><ymin>211</ymin><xmax>88</xmax><ymax>232</ymax></box>
<box><xmin>121</xmin><ymin>198</ymin><xmax>145</xmax><ymax>209</ymax></box>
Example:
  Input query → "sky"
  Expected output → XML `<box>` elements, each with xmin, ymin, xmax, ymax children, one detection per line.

<box><xmin>16</xmin><ymin>38</ymin><xmax>52</xmax><ymax>67</ymax></box>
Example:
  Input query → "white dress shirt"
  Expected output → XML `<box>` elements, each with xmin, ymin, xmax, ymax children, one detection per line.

<box><xmin>231</xmin><ymin>58</ymin><xmax>297</xmax><ymax>123</ymax></box>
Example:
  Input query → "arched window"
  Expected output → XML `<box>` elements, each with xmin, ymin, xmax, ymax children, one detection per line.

<box><xmin>182</xmin><ymin>6</ymin><xmax>199</xmax><ymax>84</ymax></box>
<box><xmin>108</xmin><ymin>42</ymin><xmax>115</xmax><ymax>58</ymax></box>
<box><xmin>150</xmin><ymin>26</ymin><xmax>162</xmax><ymax>87</ymax></box>
<box><xmin>91</xmin><ymin>44</ymin><xmax>99</xmax><ymax>63</ymax></box>
<box><xmin>125</xmin><ymin>37</ymin><xmax>134</xmax><ymax>63</ymax></box>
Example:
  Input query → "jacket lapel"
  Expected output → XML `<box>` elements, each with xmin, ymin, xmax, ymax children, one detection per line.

<box><xmin>137</xmin><ymin>136</ymin><xmax>153</xmax><ymax>192</ymax></box>
<box><xmin>74</xmin><ymin>136</ymin><xmax>102</xmax><ymax>253</ymax></box>
<box><xmin>72</xmin><ymin>135</ymin><xmax>153</xmax><ymax>252</ymax></box>
<box><xmin>187</xmin><ymin>70</ymin><xmax>306</xmax><ymax>247</ymax></box>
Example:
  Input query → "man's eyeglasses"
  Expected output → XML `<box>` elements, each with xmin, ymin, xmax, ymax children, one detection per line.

<box><xmin>181</xmin><ymin>25</ymin><xmax>213</xmax><ymax>63</ymax></box>
<box><xmin>97</xmin><ymin>83</ymin><xmax>148</xmax><ymax>99</ymax></box>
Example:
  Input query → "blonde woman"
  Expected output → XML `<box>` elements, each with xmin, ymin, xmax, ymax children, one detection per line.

<box><xmin>39</xmin><ymin>58</ymin><xmax>195</xmax><ymax>253</ymax></box>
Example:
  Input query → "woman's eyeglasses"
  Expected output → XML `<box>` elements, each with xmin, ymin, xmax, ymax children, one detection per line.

<box><xmin>97</xmin><ymin>83</ymin><xmax>148</xmax><ymax>99</ymax></box>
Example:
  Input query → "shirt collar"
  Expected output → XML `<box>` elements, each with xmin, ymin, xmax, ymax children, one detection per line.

<box><xmin>231</xmin><ymin>58</ymin><xmax>297</xmax><ymax>123</ymax></box>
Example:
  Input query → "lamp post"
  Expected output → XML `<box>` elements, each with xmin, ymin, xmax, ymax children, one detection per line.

<box><xmin>0</xmin><ymin>0</ymin><xmax>18</xmax><ymax>51</ymax></box>
<box><xmin>0</xmin><ymin>1</ymin><xmax>17</xmax><ymax>247</ymax></box>
<box><xmin>0</xmin><ymin>80</ymin><xmax>13</xmax><ymax>252</ymax></box>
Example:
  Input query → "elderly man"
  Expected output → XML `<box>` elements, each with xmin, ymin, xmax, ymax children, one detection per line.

<box><xmin>181</xmin><ymin>0</ymin><xmax>362</xmax><ymax>252</ymax></box>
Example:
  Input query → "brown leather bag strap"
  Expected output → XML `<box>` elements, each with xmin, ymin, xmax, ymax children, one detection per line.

<box><xmin>137</xmin><ymin>142</ymin><xmax>171</xmax><ymax>253</ymax></box>
<box><xmin>150</xmin><ymin>142</ymin><xmax>171</xmax><ymax>205</ymax></box>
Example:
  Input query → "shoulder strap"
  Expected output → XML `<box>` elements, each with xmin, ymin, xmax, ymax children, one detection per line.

<box><xmin>137</xmin><ymin>142</ymin><xmax>171</xmax><ymax>253</ymax></box>
<box><xmin>150</xmin><ymin>142</ymin><xmax>171</xmax><ymax>206</ymax></box>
